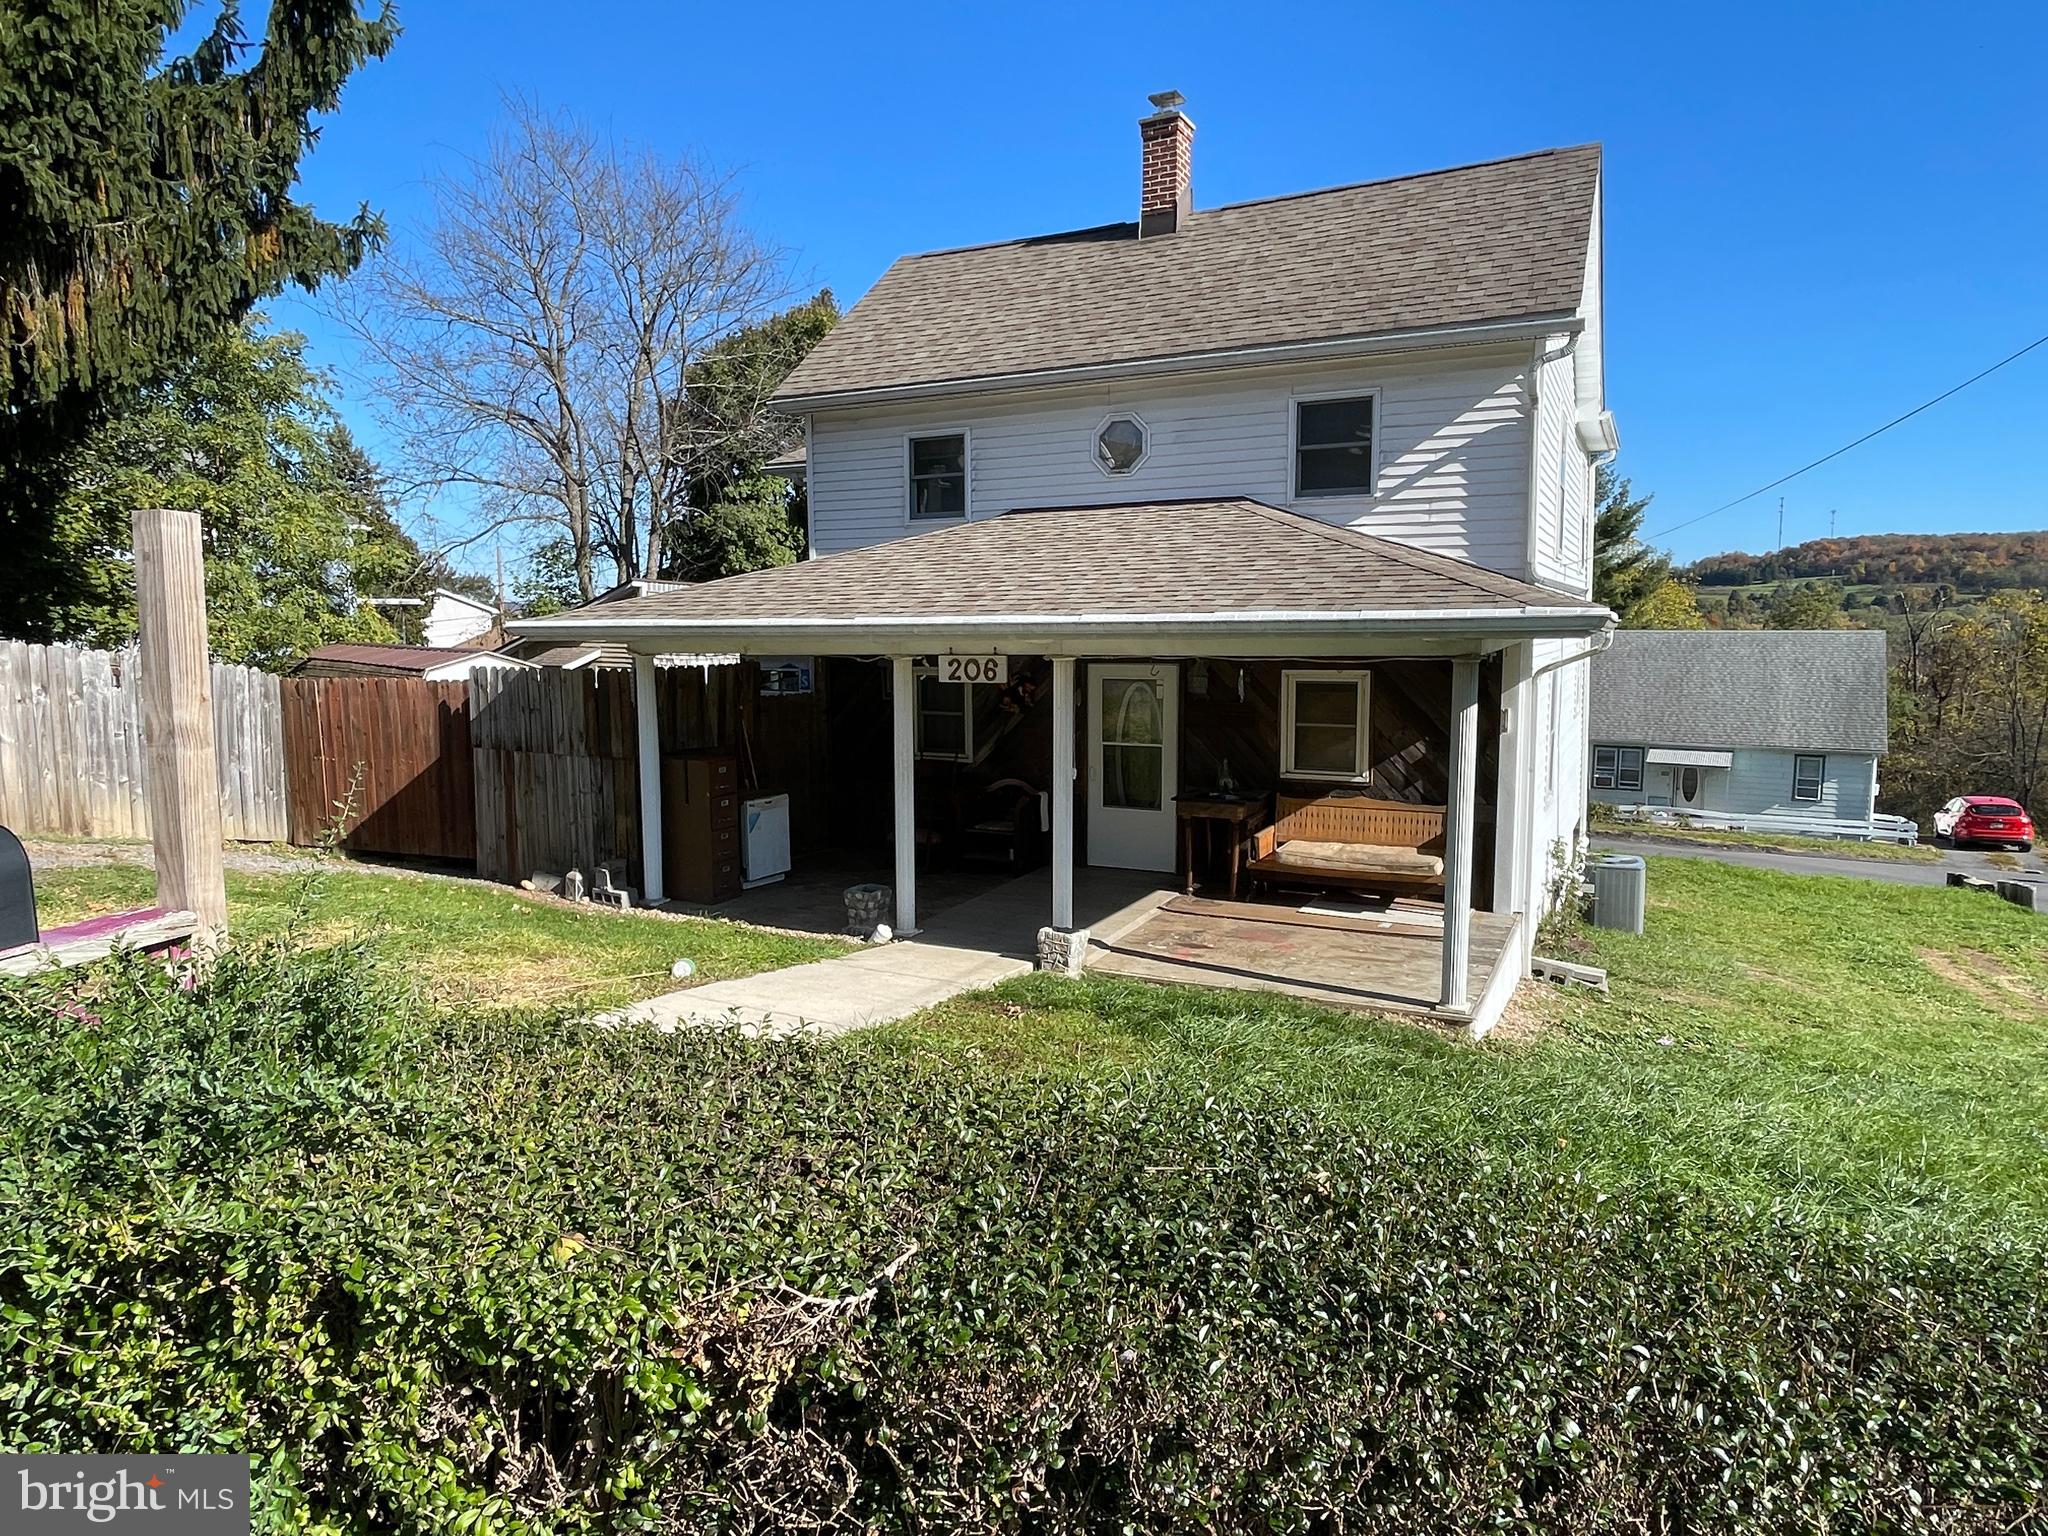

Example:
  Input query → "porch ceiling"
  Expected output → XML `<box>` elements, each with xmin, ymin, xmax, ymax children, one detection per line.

<box><xmin>509</xmin><ymin>498</ymin><xmax>1612</xmax><ymax>657</ymax></box>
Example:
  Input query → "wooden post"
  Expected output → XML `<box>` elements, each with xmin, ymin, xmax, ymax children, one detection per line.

<box><xmin>891</xmin><ymin>655</ymin><xmax>918</xmax><ymax>935</ymax></box>
<box><xmin>132</xmin><ymin>508</ymin><xmax>227</xmax><ymax>939</ymax></box>
<box><xmin>1050</xmin><ymin>656</ymin><xmax>1076</xmax><ymax>930</ymax></box>
<box><xmin>633</xmin><ymin>654</ymin><xmax>665</xmax><ymax>905</ymax></box>
<box><xmin>1440</xmin><ymin>657</ymin><xmax>1481</xmax><ymax>1011</ymax></box>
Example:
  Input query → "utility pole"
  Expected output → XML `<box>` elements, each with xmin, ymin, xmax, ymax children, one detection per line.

<box><xmin>1777</xmin><ymin>496</ymin><xmax>1785</xmax><ymax>552</ymax></box>
<box><xmin>1829</xmin><ymin>508</ymin><xmax>1837</xmax><ymax>539</ymax></box>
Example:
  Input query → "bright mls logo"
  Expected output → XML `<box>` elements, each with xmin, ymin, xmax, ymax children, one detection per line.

<box><xmin>1</xmin><ymin>1456</ymin><xmax>250</xmax><ymax>1534</ymax></box>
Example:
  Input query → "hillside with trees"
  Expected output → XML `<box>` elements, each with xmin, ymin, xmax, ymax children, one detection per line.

<box><xmin>1683</xmin><ymin>531</ymin><xmax>2048</xmax><ymax>596</ymax></box>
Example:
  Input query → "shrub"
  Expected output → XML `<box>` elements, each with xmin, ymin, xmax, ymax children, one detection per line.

<box><xmin>2</xmin><ymin>942</ymin><xmax>2043</xmax><ymax>1532</ymax></box>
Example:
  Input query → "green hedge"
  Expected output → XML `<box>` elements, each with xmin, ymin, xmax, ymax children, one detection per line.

<box><xmin>2</xmin><ymin>940</ymin><xmax>2043</xmax><ymax>1532</ymax></box>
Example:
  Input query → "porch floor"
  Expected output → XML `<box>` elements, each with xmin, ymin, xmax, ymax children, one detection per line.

<box><xmin>1087</xmin><ymin>893</ymin><xmax>1520</xmax><ymax>1023</ymax></box>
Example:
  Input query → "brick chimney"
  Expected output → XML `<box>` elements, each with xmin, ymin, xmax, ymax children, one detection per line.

<box><xmin>1139</xmin><ymin>91</ymin><xmax>1193</xmax><ymax>237</ymax></box>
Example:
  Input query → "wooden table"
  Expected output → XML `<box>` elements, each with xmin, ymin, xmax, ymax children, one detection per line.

<box><xmin>1175</xmin><ymin>795</ymin><xmax>1269</xmax><ymax>899</ymax></box>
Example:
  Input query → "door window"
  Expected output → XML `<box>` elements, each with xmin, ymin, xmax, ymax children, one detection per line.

<box><xmin>1099</xmin><ymin>677</ymin><xmax>1164</xmax><ymax>810</ymax></box>
<box><xmin>1680</xmin><ymin>765</ymin><xmax>1700</xmax><ymax>802</ymax></box>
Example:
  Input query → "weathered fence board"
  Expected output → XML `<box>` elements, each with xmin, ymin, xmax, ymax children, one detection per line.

<box><xmin>470</xmin><ymin>667</ymin><xmax>639</xmax><ymax>883</ymax></box>
<box><xmin>0</xmin><ymin>640</ymin><xmax>287</xmax><ymax>842</ymax></box>
<box><xmin>280</xmin><ymin>677</ymin><xmax>475</xmax><ymax>860</ymax></box>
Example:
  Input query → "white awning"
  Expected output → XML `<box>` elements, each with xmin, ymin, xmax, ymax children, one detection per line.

<box><xmin>1646</xmin><ymin>748</ymin><xmax>1733</xmax><ymax>768</ymax></box>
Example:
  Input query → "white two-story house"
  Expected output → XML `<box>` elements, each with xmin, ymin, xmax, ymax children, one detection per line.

<box><xmin>515</xmin><ymin>98</ymin><xmax>1617</xmax><ymax>1033</ymax></box>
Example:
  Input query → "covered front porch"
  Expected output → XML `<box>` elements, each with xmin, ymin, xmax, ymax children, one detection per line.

<box><xmin>510</xmin><ymin>498</ymin><xmax>1611</xmax><ymax>1036</ymax></box>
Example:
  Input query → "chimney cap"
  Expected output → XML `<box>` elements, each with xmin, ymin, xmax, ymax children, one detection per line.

<box><xmin>1147</xmin><ymin>89</ymin><xmax>1186</xmax><ymax>111</ymax></box>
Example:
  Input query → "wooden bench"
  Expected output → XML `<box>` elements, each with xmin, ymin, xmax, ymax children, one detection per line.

<box><xmin>1244</xmin><ymin>794</ymin><xmax>1447</xmax><ymax>898</ymax></box>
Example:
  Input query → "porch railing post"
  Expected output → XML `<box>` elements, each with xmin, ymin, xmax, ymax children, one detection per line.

<box><xmin>891</xmin><ymin>655</ymin><xmax>918</xmax><ymax>935</ymax></box>
<box><xmin>633</xmin><ymin>654</ymin><xmax>665</xmax><ymax>905</ymax></box>
<box><xmin>1440</xmin><ymin>656</ymin><xmax>1481</xmax><ymax>1010</ymax></box>
<box><xmin>1050</xmin><ymin>656</ymin><xmax>1076</xmax><ymax>930</ymax></box>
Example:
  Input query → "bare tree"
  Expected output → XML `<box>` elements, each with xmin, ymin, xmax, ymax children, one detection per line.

<box><xmin>336</xmin><ymin>100</ymin><xmax>790</xmax><ymax>601</ymax></box>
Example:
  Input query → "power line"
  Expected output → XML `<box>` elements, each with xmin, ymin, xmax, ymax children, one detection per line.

<box><xmin>1644</xmin><ymin>330</ymin><xmax>2048</xmax><ymax>543</ymax></box>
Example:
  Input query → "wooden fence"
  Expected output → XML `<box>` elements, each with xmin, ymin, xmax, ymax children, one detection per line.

<box><xmin>280</xmin><ymin>677</ymin><xmax>476</xmax><ymax>860</ymax></box>
<box><xmin>0</xmin><ymin>639</ymin><xmax>288</xmax><ymax>841</ymax></box>
<box><xmin>471</xmin><ymin>667</ymin><xmax>639</xmax><ymax>883</ymax></box>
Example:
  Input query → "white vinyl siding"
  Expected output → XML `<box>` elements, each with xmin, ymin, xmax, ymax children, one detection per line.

<box><xmin>1526</xmin><ymin>341</ymin><xmax>1591</xmax><ymax>596</ymax></box>
<box><xmin>806</xmin><ymin>345</ymin><xmax>1537</xmax><ymax>577</ymax></box>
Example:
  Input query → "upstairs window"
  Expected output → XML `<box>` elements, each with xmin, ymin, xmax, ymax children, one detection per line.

<box><xmin>1095</xmin><ymin>414</ymin><xmax>1148</xmax><ymax>475</ymax></box>
<box><xmin>1793</xmin><ymin>754</ymin><xmax>1826</xmax><ymax>803</ymax></box>
<box><xmin>1294</xmin><ymin>395</ymin><xmax>1376</xmax><ymax>497</ymax></box>
<box><xmin>1592</xmin><ymin>746</ymin><xmax>1643</xmax><ymax>792</ymax></box>
<box><xmin>908</xmin><ymin>432</ymin><xmax>967</xmax><ymax>520</ymax></box>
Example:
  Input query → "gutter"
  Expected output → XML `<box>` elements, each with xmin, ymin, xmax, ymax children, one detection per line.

<box><xmin>508</xmin><ymin>604</ymin><xmax>1613</xmax><ymax>649</ymax></box>
<box><xmin>773</xmin><ymin>314</ymin><xmax>1584</xmax><ymax>414</ymax></box>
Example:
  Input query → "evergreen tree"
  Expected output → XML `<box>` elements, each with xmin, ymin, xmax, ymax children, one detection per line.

<box><xmin>1592</xmin><ymin>463</ymin><xmax>1670</xmax><ymax>616</ymax></box>
<box><xmin>0</xmin><ymin>0</ymin><xmax>397</xmax><ymax>640</ymax></box>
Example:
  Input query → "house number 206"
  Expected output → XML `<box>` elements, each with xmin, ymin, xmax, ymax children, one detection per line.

<box><xmin>940</xmin><ymin>655</ymin><xmax>1007</xmax><ymax>684</ymax></box>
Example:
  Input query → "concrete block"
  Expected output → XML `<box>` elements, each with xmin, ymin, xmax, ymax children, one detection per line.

<box><xmin>1530</xmin><ymin>955</ymin><xmax>1609</xmax><ymax>994</ymax></box>
<box><xmin>1997</xmin><ymin>880</ymin><xmax>2042</xmax><ymax>913</ymax></box>
<box><xmin>1948</xmin><ymin>871</ymin><xmax>1997</xmax><ymax>892</ymax></box>
<box><xmin>1036</xmin><ymin>925</ymin><xmax>1089</xmax><ymax>976</ymax></box>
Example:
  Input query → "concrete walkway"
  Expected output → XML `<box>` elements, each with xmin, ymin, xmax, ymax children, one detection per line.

<box><xmin>611</xmin><ymin>867</ymin><xmax>1167</xmax><ymax>1038</ymax></box>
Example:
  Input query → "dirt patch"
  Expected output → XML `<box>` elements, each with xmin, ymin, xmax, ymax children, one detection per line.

<box><xmin>1487</xmin><ymin>982</ymin><xmax>1567</xmax><ymax>1044</ymax></box>
<box><xmin>1916</xmin><ymin>947</ymin><xmax>2048</xmax><ymax>1019</ymax></box>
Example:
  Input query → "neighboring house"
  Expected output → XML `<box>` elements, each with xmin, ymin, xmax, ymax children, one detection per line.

<box><xmin>293</xmin><ymin>644</ymin><xmax>533</xmax><ymax>682</ymax></box>
<box><xmin>498</xmin><ymin>580</ymin><xmax>693</xmax><ymax>669</ymax></box>
<box><xmin>1589</xmin><ymin>630</ymin><xmax>1888</xmax><ymax>823</ymax></box>
<box><xmin>511</xmin><ymin>98</ymin><xmax>1618</xmax><ymax>1030</ymax></box>
<box><xmin>421</xmin><ymin>588</ymin><xmax>501</xmax><ymax>649</ymax></box>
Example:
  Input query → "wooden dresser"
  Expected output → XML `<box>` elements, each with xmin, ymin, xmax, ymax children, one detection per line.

<box><xmin>661</xmin><ymin>753</ymin><xmax>741</xmax><ymax>903</ymax></box>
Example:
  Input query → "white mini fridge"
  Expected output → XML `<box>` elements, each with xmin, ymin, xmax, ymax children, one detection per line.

<box><xmin>742</xmin><ymin>794</ymin><xmax>791</xmax><ymax>888</ymax></box>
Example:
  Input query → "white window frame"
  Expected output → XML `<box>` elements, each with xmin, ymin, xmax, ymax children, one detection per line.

<box><xmin>905</xmin><ymin>427</ymin><xmax>971</xmax><ymax>523</ymax></box>
<box><xmin>1279</xmin><ymin>668</ymin><xmax>1372</xmax><ymax>784</ymax></box>
<box><xmin>913</xmin><ymin>669</ymin><xmax>1003</xmax><ymax>763</ymax></box>
<box><xmin>1792</xmin><ymin>753</ymin><xmax>1826</xmax><ymax>803</ymax></box>
<box><xmin>1092</xmin><ymin>410</ymin><xmax>1151</xmax><ymax>477</ymax></box>
<box><xmin>1289</xmin><ymin>387</ymin><xmax>1381</xmax><ymax>501</ymax></box>
<box><xmin>1592</xmin><ymin>745</ymin><xmax>1643</xmax><ymax>792</ymax></box>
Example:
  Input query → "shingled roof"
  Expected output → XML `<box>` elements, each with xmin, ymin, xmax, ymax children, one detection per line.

<box><xmin>1591</xmin><ymin>630</ymin><xmax>1889</xmax><ymax>755</ymax></box>
<box><xmin>511</xmin><ymin>499</ymin><xmax>1608</xmax><ymax>644</ymax></box>
<box><xmin>775</xmin><ymin>145</ymin><xmax>1601</xmax><ymax>406</ymax></box>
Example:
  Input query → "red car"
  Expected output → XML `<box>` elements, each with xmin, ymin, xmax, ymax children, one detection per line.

<box><xmin>1933</xmin><ymin>795</ymin><xmax>2035</xmax><ymax>851</ymax></box>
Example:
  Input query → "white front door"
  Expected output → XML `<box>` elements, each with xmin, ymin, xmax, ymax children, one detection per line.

<box><xmin>1663</xmin><ymin>764</ymin><xmax>1708</xmax><ymax>809</ymax></box>
<box><xmin>1087</xmin><ymin>663</ymin><xmax>1178</xmax><ymax>871</ymax></box>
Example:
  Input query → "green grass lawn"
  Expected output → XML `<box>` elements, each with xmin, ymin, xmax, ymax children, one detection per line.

<box><xmin>867</xmin><ymin>856</ymin><xmax>2048</xmax><ymax>1240</ymax></box>
<box><xmin>29</xmin><ymin>860</ymin><xmax>848</xmax><ymax>1009</ymax></box>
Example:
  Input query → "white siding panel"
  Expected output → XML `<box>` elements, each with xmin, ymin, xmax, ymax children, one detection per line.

<box><xmin>808</xmin><ymin>346</ymin><xmax>1538</xmax><ymax>579</ymax></box>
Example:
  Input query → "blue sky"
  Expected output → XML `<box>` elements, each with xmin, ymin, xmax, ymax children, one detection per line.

<box><xmin>267</xmin><ymin>0</ymin><xmax>2048</xmax><ymax>571</ymax></box>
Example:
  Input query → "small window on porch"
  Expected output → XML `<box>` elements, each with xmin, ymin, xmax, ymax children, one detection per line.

<box><xmin>1793</xmin><ymin>754</ymin><xmax>1826</xmax><ymax>802</ymax></box>
<box><xmin>915</xmin><ymin>673</ymin><xmax>1001</xmax><ymax>762</ymax></box>
<box><xmin>1592</xmin><ymin>745</ymin><xmax>1643</xmax><ymax>791</ymax></box>
<box><xmin>1280</xmin><ymin>669</ymin><xmax>1371</xmax><ymax>783</ymax></box>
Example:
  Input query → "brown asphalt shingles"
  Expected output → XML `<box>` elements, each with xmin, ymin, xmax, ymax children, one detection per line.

<box><xmin>521</xmin><ymin>499</ymin><xmax>1601</xmax><ymax>630</ymax></box>
<box><xmin>776</xmin><ymin>146</ymin><xmax>1601</xmax><ymax>403</ymax></box>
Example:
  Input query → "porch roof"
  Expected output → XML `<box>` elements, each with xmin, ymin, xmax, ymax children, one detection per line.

<box><xmin>509</xmin><ymin>498</ymin><xmax>1612</xmax><ymax>656</ymax></box>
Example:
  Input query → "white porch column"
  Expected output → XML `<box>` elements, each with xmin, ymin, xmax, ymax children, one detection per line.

<box><xmin>1050</xmin><ymin>656</ymin><xmax>1077</xmax><ymax>930</ymax></box>
<box><xmin>1440</xmin><ymin>657</ymin><xmax>1482</xmax><ymax>1011</ymax></box>
<box><xmin>1492</xmin><ymin>641</ymin><xmax>1533</xmax><ymax>922</ymax></box>
<box><xmin>891</xmin><ymin>655</ymin><xmax>917</xmax><ymax>934</ymax></box>
<box><xmin>633</xmin><ymin>654</ymin><xmax>665</xmax><ymax>905</ymax></box>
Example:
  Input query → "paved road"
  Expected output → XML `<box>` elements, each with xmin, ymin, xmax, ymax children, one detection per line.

<box><xmin>1591</xmin><ymin>835</ymin><xmax>2045</xmax><ymax>889</ymax></box>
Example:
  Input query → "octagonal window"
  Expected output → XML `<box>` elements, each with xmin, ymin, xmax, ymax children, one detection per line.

<box><xmin>1095</xmin><ymin>415</ymin><xmax>1147</xmax><ymax>475</ymax></box>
